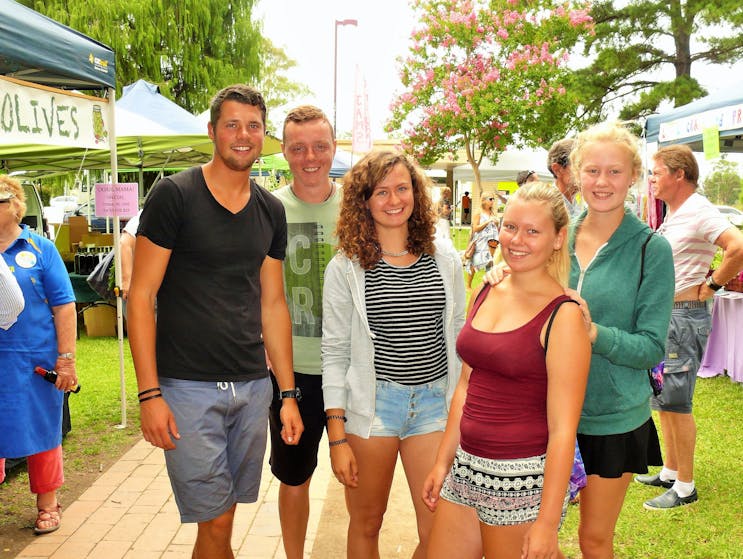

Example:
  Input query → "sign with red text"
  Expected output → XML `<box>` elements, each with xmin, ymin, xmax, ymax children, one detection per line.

<box><xmin>0</xmin><ymin>75</ymin><xmax>110</xmax><ymax>149</ymax></box>
<box><xmin>94</xmin><ymin>183</ymin><xmax>139</xmax><ymax>217</ymax></box>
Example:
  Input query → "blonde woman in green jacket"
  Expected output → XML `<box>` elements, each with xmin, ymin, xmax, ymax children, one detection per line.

<box><xmin>566</xmin><ymin>122</ymin><xmax>674</xmax><ymax>559</ymax></box>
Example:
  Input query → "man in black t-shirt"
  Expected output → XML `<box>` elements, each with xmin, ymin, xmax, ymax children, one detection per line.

<box><xmin>128</xmin><ymin>84</ymin><xmax>303</xmax><ymax>559</ymax></box>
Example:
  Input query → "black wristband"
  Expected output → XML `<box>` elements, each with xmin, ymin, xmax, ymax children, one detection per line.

<box><xmin>138</xmin><ymin>387</ymin><xmax>161</xmax><ymax>398</ymax></box>
<box><xmin>706</xmin><ymin>275</ymin><xmax>724</xmax><ymax>292</ymax></box>
<box><xmin>328</xmin><ymin>438</ymin><xmax>348</xmax><ymax>447</ymax></box>
<box><xmin>139</xmin><ymin>393</ymin><xmax>163</xmax><ymax>404</ymax></box>
<box><xmin>280</xmin><ymin>387</ymin><xmax>302</xmax><ymax>402</ymax></box>
<box><xmin>326</xmin><ymin>414</ymin><xmax>347</xmax><ymax>423</ymax></box>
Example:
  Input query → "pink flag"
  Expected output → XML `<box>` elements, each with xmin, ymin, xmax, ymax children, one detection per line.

<box><xmin>352</xmin><ymin>66</ymin><xmax>372</xmax><ymax>153</ymax></box>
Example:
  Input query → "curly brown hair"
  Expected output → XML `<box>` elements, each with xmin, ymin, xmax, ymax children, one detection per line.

<box><xmin>335</xmin><ymin>151</ymin><xmax>436</xmax><ymax>269</ymax></box>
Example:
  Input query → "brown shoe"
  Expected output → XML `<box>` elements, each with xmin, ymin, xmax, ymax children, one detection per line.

<box><xmin>34</xmin><ymin>503</ymin><xmax>61</xmax><ymax>535</ymax></box>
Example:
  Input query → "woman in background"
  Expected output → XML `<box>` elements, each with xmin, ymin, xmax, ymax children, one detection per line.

<box><xmin>466</xmin><ymin>191</ymin><xmax>499</xmax><ymax>288</ymax></box>
<box><xmin>0</xmin><ymin>175</ymin><xmax>77</xmax><ymax>535</ymax></box>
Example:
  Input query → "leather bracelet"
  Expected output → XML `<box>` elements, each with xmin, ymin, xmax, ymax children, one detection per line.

<box><xmin>139</xmin><ymin>393</ymin><xmax>163</xmax><ymax>404</ymax></box>
<box><xmin>137</xmin><ymin>387</ymin><xmax>161</xmax><ymax>398</ymax></box>
<box><xmin>328</xmin><ymin>438</ymin><xmax>348</xmax><ymax>447</ymax></box>
<box><xmin>326</xmin><ymin>414</ymin><xmax>347</xmax><ymax>422</ymax></box>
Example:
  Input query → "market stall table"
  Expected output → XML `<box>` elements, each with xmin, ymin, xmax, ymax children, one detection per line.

<box><xmin>698</xmin><ymin>290</ymin><xmax>743</xmax><ymax>383</ymax></box>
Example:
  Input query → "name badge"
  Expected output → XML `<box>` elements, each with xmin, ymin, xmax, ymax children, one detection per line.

<box><xmin>15</xmin><ymin>250</ymin><xmax>37</xmax><ymax>269</ymax></box>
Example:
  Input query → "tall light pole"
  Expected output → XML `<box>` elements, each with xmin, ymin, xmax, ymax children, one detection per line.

<box><xmin>333</xmin><ymin>18</ymin><xmax>358</xmax><ymax>134</ymax></box>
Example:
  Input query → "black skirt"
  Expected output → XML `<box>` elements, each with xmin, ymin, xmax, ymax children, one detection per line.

<box><xmin>577</xmin><ymin>418</ymin><xmax>662</xmax><ymax>478</ymax></box>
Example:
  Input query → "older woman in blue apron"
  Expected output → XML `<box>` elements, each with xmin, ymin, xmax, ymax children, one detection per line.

<box><xmin>0</xmin><ymin>175</ymin><xmax>78</xmax><ymax>535</ymax></box>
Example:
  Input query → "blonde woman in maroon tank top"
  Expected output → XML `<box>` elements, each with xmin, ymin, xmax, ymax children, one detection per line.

<box><xmin>424</xmin><ymin>183</ymin><xmax>591</xmax><ymax>559</ymax></box>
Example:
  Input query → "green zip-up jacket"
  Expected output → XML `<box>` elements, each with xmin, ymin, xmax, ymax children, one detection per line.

<box><xmin>570</xmin><ymin>208</ymin><xmax>675</xmax><ymax>436</ymax></box>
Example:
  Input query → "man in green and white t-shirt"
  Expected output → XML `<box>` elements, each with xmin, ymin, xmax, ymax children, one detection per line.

<box><xmin>269</xmin><ymin>105</ymin><xmax>340</xmax><ymax>559</ymax></box>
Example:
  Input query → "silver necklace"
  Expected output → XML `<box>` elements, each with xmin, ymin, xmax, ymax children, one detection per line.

<box><xmin>290</xmin><ymin>182</ymin><xmax>334</xmax><ymax>202</ymax></box>
<box><xmin>381</xmin><ymin>249</ymin><xmax>409</xmax><ymax>257</ymax></box>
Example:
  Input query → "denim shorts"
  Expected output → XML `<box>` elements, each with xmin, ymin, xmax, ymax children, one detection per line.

<box><xmin>651</xmin><ymin>306</ymin><xmax>710</xmax><ymax>413</ymax></box>
<box><xmin>160</xmin><ymin>376</ymin><xmax>272</xmax><ymax>523</ymax></box>
<box><xmin>367</xmin><ymin>377</ymin><xmax>448</xmax><ymax>439</ymax></box>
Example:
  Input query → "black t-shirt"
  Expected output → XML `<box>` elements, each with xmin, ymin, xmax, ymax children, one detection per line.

<box><xmin>138</xmin><ymin>166</ymin><xmax>287</xmax><ymax>381</ymax></box>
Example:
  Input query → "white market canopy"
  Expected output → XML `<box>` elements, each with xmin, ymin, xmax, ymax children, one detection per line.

<box><xmin>451</xmin><ymin>149</ymin><xmax>553</xmax><ymax>183</ymax></box>
<box><xmin>645</xmin><ymin>84</ymin><xmax>743</xmax><ymax>152</ymax></box>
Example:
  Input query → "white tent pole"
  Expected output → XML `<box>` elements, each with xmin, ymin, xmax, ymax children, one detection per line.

<box><xmin>108</xmin><ymin>87</ymin><xmax>127</xmax><ymax>429</ymax></box>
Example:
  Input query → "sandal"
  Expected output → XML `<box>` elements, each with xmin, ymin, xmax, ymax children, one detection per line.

<box><xmin>34</xmin><ymin>503</ymin><xmax>61</xmax><ymax>535</ymax></box>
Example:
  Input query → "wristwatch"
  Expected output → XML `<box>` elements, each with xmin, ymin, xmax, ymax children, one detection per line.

<box><xmin>58</xmin><ymin>352</ymin><xmax>75</xmax><ymax>359</ymax></box>
<box><xmin>279</xmin><ymin>387</ymin><xmax>302</xmax><ymax>402</ymax></box>
<box><xmin>705</xmin><ymin>275</ymin><xmax>723</xmax><ymax>292</ymax></box>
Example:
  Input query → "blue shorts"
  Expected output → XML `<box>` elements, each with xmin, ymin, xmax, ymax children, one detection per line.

<box><xmin>367</xmin><ymin>377</ymin><xmax>448</xmax><ymax>439</ymax></box>
<box><xmin>160</xmin><ymin>376</ymin><xmax>272</xmax><ymax>523</ymax></box>
<box><xmin>651</xmin><ymin>306</ymin><xmax>710</xmax><ymax>414</ymax></box>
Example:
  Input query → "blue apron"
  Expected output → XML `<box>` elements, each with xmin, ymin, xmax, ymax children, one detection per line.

<box><xmin>0</xmin><ymin>226</ymin><xmax>74</xmax><ymax>458</ymax></box>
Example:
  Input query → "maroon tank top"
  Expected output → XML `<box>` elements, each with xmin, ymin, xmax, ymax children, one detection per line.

<box><xmin>456</xmin><ymin>285</ymin><xmax>573</xmax><ymax>459</ymax></box>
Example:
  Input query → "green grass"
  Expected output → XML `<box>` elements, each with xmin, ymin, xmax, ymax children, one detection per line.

<box><xmin>62</xmin><ymin>334</ymin><xmax>141</xmax><ymax>470</ymax></box>
<box><xmin>560</xmin><ymin>376</ymin><xmax>743</xmax><ymax>559</ymax></box>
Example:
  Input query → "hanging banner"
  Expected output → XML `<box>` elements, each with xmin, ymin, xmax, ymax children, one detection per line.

<box><xmin>702</xmin><ymin>126</ymin><xmax>720</xmax><ymax>160</ymax></box>
<box><xmin>0</xmin><ymin>75</ymin><xmax>110</xmax><ymax>149</ymax></box>
<box><xmin>352</xmin><ymin>66</ymin><xmax>372</xmax><ymax>154</ymax></box>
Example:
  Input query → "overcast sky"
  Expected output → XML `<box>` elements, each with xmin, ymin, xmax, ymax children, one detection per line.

<box><xmin>255</xmin><ymin>0</ymin><xmax>415</xmax><ymax>139</ymax></box>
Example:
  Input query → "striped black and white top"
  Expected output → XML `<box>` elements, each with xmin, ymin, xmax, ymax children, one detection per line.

<box><xmin>365</xmin><ymin>254</ymin><xmax>448</xmax><ymax>385</ymax></box>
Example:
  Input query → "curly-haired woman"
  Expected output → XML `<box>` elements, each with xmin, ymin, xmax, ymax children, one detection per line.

<box><xmin>322</xmin><ymin>151</ymin><xmax>478</xmax><ymax>558</ymax></box>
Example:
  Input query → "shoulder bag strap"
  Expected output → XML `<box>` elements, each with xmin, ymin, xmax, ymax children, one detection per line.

<box><xmin>638</xmin><ymin>232</ymin><xmax>655</xmax><ymax>289</ymax></box>
<box><xmin>544</xmin><ymin>299</ymin><xmax>579</xmax><ymax>351</ymax></box>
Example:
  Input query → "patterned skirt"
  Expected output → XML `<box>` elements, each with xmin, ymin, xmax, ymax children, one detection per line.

<box><xmin>440</xmin><ymin>446</ymin><xmax>568</xmax><ymax>526</ymax></box>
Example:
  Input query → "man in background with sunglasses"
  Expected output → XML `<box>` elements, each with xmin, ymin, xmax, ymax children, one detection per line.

<box><xmin>515</xmin><ymin>169</ymin><xmax>539</xmax><ymax>187</ymax></box>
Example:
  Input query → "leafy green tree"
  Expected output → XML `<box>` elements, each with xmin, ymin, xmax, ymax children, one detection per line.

<box><xmin>703</xmin><ymin>158</ymin><xmax>742</xmax><ymax>206</ymax></box>
<box><xmin>386</xmin><ymin>0</ymin><xmax>593</xmax><ymax>200</ymax></box>
<box><xmin>255</xmin><ymin>37</ymin><xmax>311</xmax><ymax>135</ymax></box>
<box><xmin>20</xmin><ymin>0</ymin><xmax>263</xmax><ymax>113</ymax></box>
<box><xmin>573</xmin><ymin>0</ymin><xmax>743</xmax><ymax>123</ymax></box>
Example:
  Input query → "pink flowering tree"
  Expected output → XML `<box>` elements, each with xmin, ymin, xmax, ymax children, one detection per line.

<box><xmin>386</xmin><ymin>0</ymin><xmax>593</xmax><ymax>201</ymax></box>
